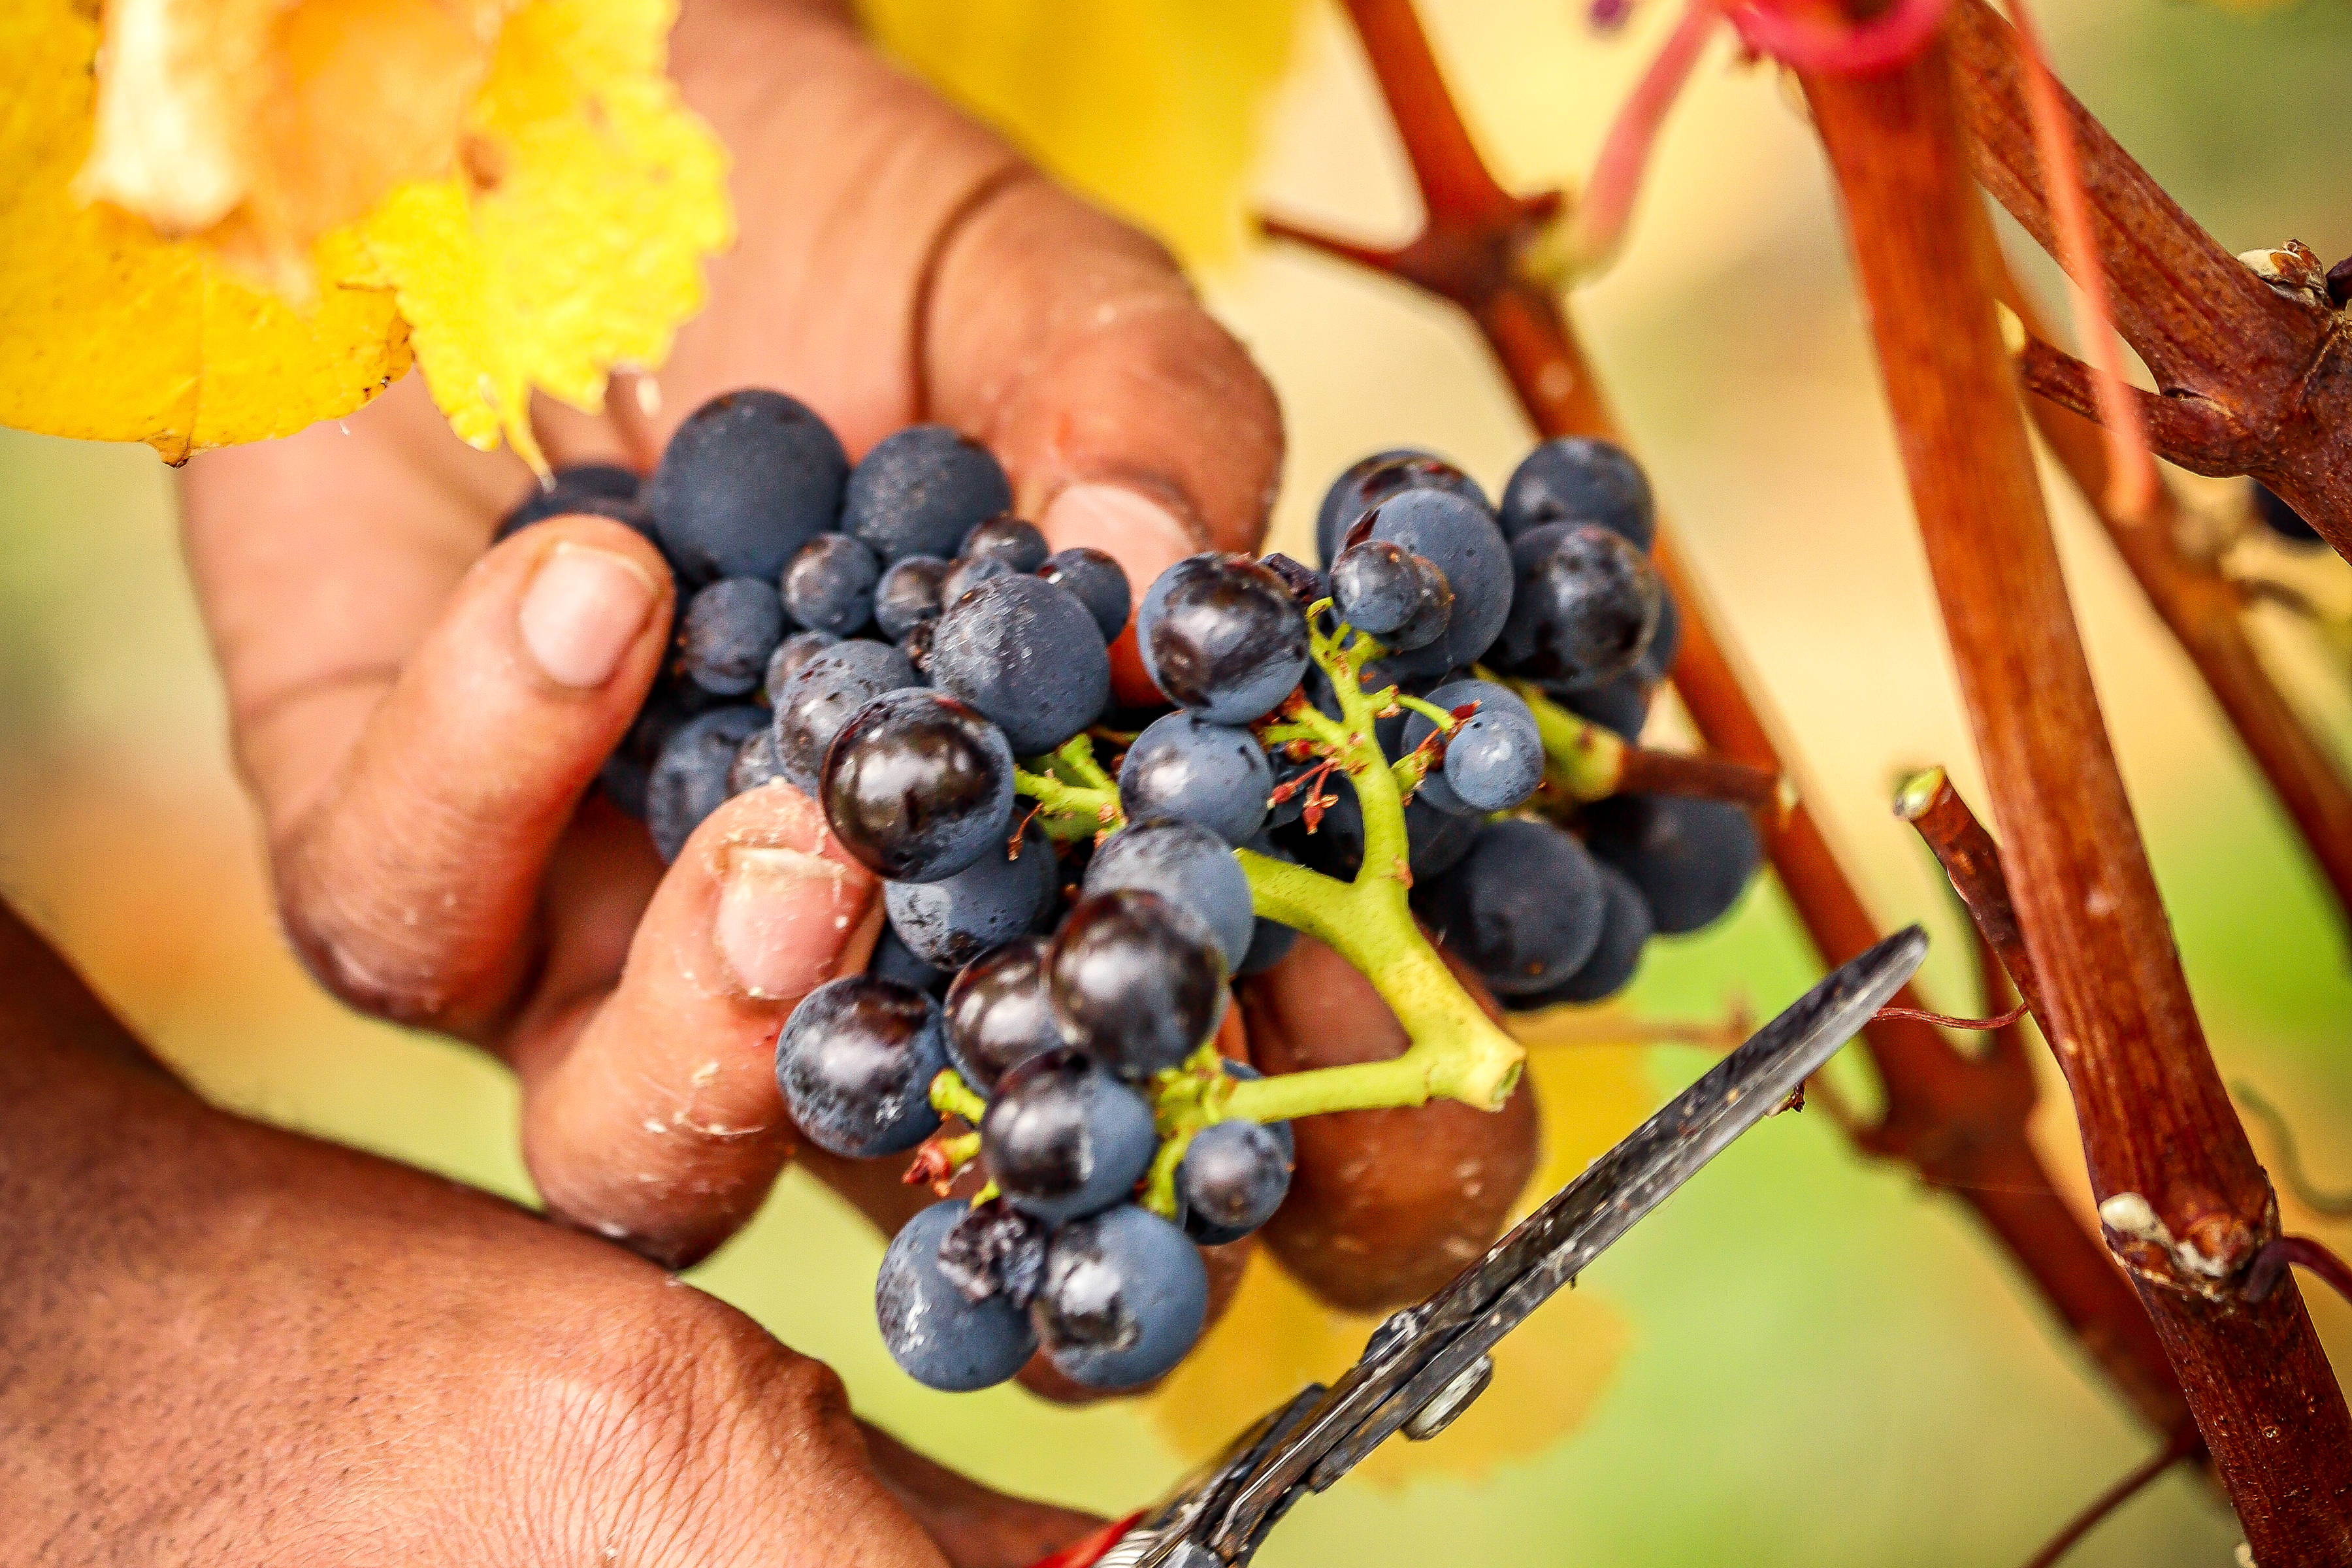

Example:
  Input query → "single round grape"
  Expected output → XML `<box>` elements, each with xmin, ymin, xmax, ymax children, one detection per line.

<box><xmin>766</xmin><ymin>629</ymin><xmax>840</xmax><ymax>706</ymax></box>
<box><xmin>1033</xmin><ymin>1205</ymin><xmax>1209</xmax><ymax>1390</ymax></box>
<box><xmin>1179</xmin><ymin>1115</ymin><xmax>1294</xmax><ymax>1246</ymax></box>
<box><xmin>1559</xmin><ymin>673</ymin><xmax>1650</xmax><ymax>740</ymax></box>
<box><xmin>822</xmin><ymin>689</ymin><xmax>1015</xmax><ymax>882</ymax></box>
<box><xmin>1384</xmin><ymin>554</ymin><xmax>1455</xmax><ymax>653</ymax></box>
<box><xmin>883</xmin><ymin>817</ymin><xmax>1058</xmax><ymax>969</ymax></box>
<box><xmin>2252</xmin><ymin>480</ymin><xmax>2323</xmax><ymax>545</ymax></box>
<box><xmin>939</xmin><ymin>553</ymin><xmax>1013</xmax><ymax>608</ymax></box>
<box><xmin>728</xmin><ymin>728</ymin><xmax>786</xmax><ymax>794</ymax></box>
<box><xmin>1365</xmin><ymin>489</ymin><xmax>1511</xmax><ymax>676</ymax></box>
<box><xmin>930</xmin><ymin>575</ymin><xmax>1113</xmax><ymax>757</ymax></box>
<box><xmin>844</xmin><ymin>425</ymin><xmax>1014</xmax><ymax>563</ymax></box>
<box><xmin>980</xmin><ymin>1047</ymin><xmax>1157</xmax><ymax>1222</ymax></box>
<box><xmin>1117</xmin><ymin>711</ymin><xmax>1273</xmax><ymax>846</ymax></box>
<box><xmin>1490</xmin><ymin>522</ymin><xmax>1662</xmax><ymax>690</ymax></box>
<box><xmin>961</xmin><ymin>514</ymin><xmax>1051</xmax><ymax>574</ymax></box>
<box><xmin>1420</xmin><ymin>818</ymin><xmax>1607</xmax><ymax>996</ymax></box>
<box><xmin>934</xmin><ymin>1196</ymin><xmax>1051</xmax><ymax>1310</ymax></box>
<box><xmin>875</xmin><ymin>1199</ymin><xmax>1037</xmax><ymax>1392</ymax></box>
<box><xmin>1082</xmin><ymin>818</ymin><xmax>1255</xmax><ymax>973</ymax></box>
<box><xmin>770</xmin><ymin>640</ymin><xmax>920</xmax><ymax>794</ymax></box>
<box><xmin>1135</xmin><ymin>554</ymin><xmax>1311</xmax><ymax>725</ymax></box>
<box><xmin>1037</xmin><ymin>547</ymin><xmax>1134</xmax><ymax>642</ymax></box>
<box><xmin>1315</xmin><ymin>450</ymin><xmax>1488</xmax><ymax>567</ymax></box>
<box><xmin>1580</xmin><ymin>793</ymin><xmax>1761</xmax><ymax>935</ymax></box>
<box><xmin>1399</xmin><ymin>679</ymin><xmax>1541</xmax><ymax>815</ymax></box>
<box><xmin>1330</xmin><ymin>539</ymin><xmax>1418</xmax><ymax>634</ymax></box>
<box><xmin>1510</xmin><ymin>860</ymin><xmax>1653</xmax><ymax>1009</ymax></box>
<box><xmin>874</xmin><ymin>555</ymin><xmax>951</xmax><ymax>641</ymax></box>
<box><xmin>1499</xmin><ymin>436</ymin><xmax>1656</xmax><ymax>549</ymax></box>
<box><xmin>646</xmin><ymin>707</ymin><xmax>767</xmax><ymax>861</ymax></box>
<box><xmin>679</xmin><ymin>576</ymin><xmax>787</xmax><ymax>696</ymax></box>
<box><xmin>646</xmin><ymin>389</ymin><xmax>847</xmax><ymax>584</ymax></box>
<box><xmin>870</xmin><ymin>924</ymin><xmax>947</xmax><ymax>994</ymax></box>
<box><xmin>783</xmin><ymin>533</ymin><xmax>882</xmax><ymax>636</ymax></box>
<box><xmin>1049</xmin><ymin>889</ymin><xmax>1229</xmax><ymax>1078</ymax></box>
<box><xmin>941</xmin><ymin>936</ymin><xmax>1062</xmax><ymax>1092</ymax></box>
<box><xmin>775</xmin><ymin>975</ymin><xmax>947</xmax><ymax>1157</ymax></box>
<box><xmin>495</xmin><ymin>465</ymin><xmax>647</xmax><ymax>541</ymax></box>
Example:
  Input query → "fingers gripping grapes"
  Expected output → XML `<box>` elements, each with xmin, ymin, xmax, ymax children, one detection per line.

<box><xmin>520</xmin><ymin>397</ymin><xmax>1764</xmax><ymax>1391</ymax></box>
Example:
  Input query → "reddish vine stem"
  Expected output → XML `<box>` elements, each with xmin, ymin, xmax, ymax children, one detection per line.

<box><xmin>2246</xmin><ymin>1236</ymin><xmax>2352</xmax><ymax>1311</ymax></box>
<box><xmin>1268</xmin><ymin>0</ymin><xmax>2191</xmax><ymax>1443</ymax></box>
<box><xmin>1946</xmin><ymin>0</ymin><xmax>2352</xmax><ymax>561</ymax></box>
<box><xmin>1802</xmin><ymin>26</ymin><xmax>2352</xmax><ymax>1557</ymax></box>
<box><xmin>2016</xmin><ymin>1424</ymin><xmax>2204</xmax><ymax>1568</ymax></box>
<box><xmin>1610</xmin><ymin>743</ymin><xmax>1781</xmax><ymax>809</ymax></box>
<box><xmin>1895</xmin><ymin>767</ymin><xmax>2046</xmax><ymax>1022</ymax></box>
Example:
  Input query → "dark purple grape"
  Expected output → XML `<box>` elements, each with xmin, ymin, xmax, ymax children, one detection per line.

<box><xmin>822</xmin><ymin>689</ymin><xmax>1015</xmax><ymax>882</ymax></box>
<box><xmin>1637</xmin><ymin>588</ymin><xmax>1680</xmax><ymax>685</ymax></box>
<box><xmin>495</xmin><ymin>465</ymin><xmax>648</xmax><ymax>542</ymax></box>
<box><xmin>646</xmin><ymin>706</ymin><xmax>766</xmax><ymax>860</ymax></box>
<box><xmin>1330</xmin><ymin>539</ymin><xmax>1418</xmax><ymax>634</ymax></box>
<box><xmin>1315</xmin><ymin>450</ymin><xmax>1488</xmax><ymax>567</ymax></box>
<box><xmin>776</xmin><ymin>975</ymin><xmax>947</xmax><ymax>1156</ymax></box>
<box><xmin>961</xmin><ymin>515</ymin><xmax>1051</xmax><ymax>574</ymax></box>
<box><xmin>980</xmin><ymin>1047</ymin><xmax>1157</xmax><ymax>1222</ymax></box>
<box><xmin>935</xmin><ymin>1196</ymin><xmax>1049</xmax><ymax>1309</ymax></box>
<box><xmin>1420</xmin><ymin>818</ymin><xmax>1606</xmax><ymax>997</ymax></box>
<box><xmin>1580</xmin><ymin>793</ymin><xmax>1760</xmax><ymax>936</ymax></box>
<box><xmin>939</xmin><ymin>553</ymin><xmax>1013</xmax><ymax>608</ymax></box>
<box><xmin>843</xmin><ymin>425</ymin><xmax>1013</xmax><ymax>563</ymax></box>
<box><xmin>1117</xmin><ymin>711</ymin><xmax>1273</xmax><ymax>845</ymax></box>
<box><xmin>1506</xmin><ymin>860</ymin><xmax>1652</xmax><ymax>1009</ymax></box>
<box><xmin>1398</xmin><ymin>679</ymin><xmax>1543</xmax><ymax>815</ymax></box>
<box><xmin>941</xmin><ymin>936</ymin><xmax>1063</xmax><ymax>1092</ymax></box>
<box><xmin>883</xmin><ymin>818</ymin><xmax>1058</xmax><ymax>969</ymax></box>
<box><xmin>1365</xmin><ymin>489</ymin><xmax>1510</xmax><ymax>675</ymax></box>
<box><xmin>646</xmin><ymin>390</ymin><xmax>847</xmax><ymax>585</ymax></box>
<box><xmin>679</xmin><ymin>576</ymin><xmax>787</xmax><ymax>696</ymax></box>
<box><xmin>1134</xmin><ymin>554</ymin><xmax>1311</xmax><ymax>725</ymax></box>
<box><xmin>1500</xmin><ymin>436</ymin><xmax>1655</xmax><ymax>549</ymax></box>
<box><xmin>1384</xmin><ymin>554</ymin><xmax>1455</xmax><ymax>653</ymax></box>
<box><xmin>601</xmin><ymin>676</ymin><xmax>707</xmax><ymax>818</ymax></box>
<box><xmin>728</xmin><ymin>727</ymin><xmax>786</xmax><ymax>794</ymax></box>
<box><xmin>874</xmin><ymin>555</ymin><xmax>951</xmax><ymax>641</ymax></box>
<box><xmin>1560</xmin><ymin>674</ymin><xmax>1650</xmax><ymax>740</ymax></box>
<box><xmin>1178</xmin><ymin>1116</ymin><xmax>1293</xmax><ymax>1245</ymax></box>
<box><xmin>870</xmin><ymin>924</ymin><xmax>948</xmax><ymax>994</ymax></box>
<box><xmin>1033</xmin><ymin>1205</ymin><xmax>1209</xmax><ymax>1390</ymax></box>
<box><xmin>1037</xmin><ymin>547</ymin><xmax>1133</xmax><ymax>642</ymax></box>
<box><xmin>783</xmin><ymin>533</ymin><xmax>882</xmax><ymax>636</ymax></box>
<box><xmin>1490</xmin><ymin>522</ymin><xmax>1661</xmax><ymax>690</ymax></box>
<box><xmin>1048</xmin><ymin>889</ymin><xmax>1229</xmax><ymax>1078</ymax></box>
<box><xmin>1081</xmin><ymin>818</ymin><xmax>1254</xmax><ymax>972</ymax></box>
<box><xmin>929</xmin><ymin>574</ymin><xmax>1113</xmax><ymax>758</ymax></box>
<box><xmin>766</xmin><ymin>629</ymin><xmax>840</xmax><ymax>706</ymax></box>
<box><xmin>2253</xmin><ymin>480</ymin><xmax>2322</xmax><ymax>545</ymax></box>
<box><xmin>770</xmin><ymin>640</ymin><xmax>919</xmax><ymax>794</ymax></box>
<box><xmin>877</xmin><ymin>1199</ymin><xmax>1036</xmax><ymax>1391</ymax></box>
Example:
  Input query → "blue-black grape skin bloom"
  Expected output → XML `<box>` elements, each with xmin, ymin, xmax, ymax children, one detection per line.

<box><xmin>1328</xmin><ymin>539</ymin><xmax>1420</xmax><ymax>634</ymax></box>
<box><xmin>883</xmin><ymin>817</ymin><xmax>1059</xmax><ymax>970</ymax></box>
<box><xmin>646</xmin><ymin>707</ymin><xmax>767</xmax><ymax>861</ymax></box>
<box><xmin>1032</xmin><ymin>1205</ymin><xmax>1210</xmax><ymax>1390</ymax></box>
<box><xmin>766</xmin><ymin>629</ymin><xmax>840</xmax><ymax>706</ymax></box>
<box><xmin>1492</xmin><ymin>522</ymin><xmax>1663</xmax><ymax>692</ymax></box>
<box><xmin>1398</xmin><ymin>679</ymin><xmax>1543</xmax><ymax>817</ymax></box>
<box><xmin>875</xmin><ymin>1200</ymin><xmax>1038</xmax><ymax>1392</ymax></box>
<box><xmin>1082</xmin><ymin>817</ymin><xmax>1256</xmax><ymax>973</ymax></box>
<box><xmin>1178</xmin><ymin>1116</ymin><xmax>1294</xmax><ymax>1246</ymax></box>
<box><xmin>929</xmin><ymin>574</ymin><xmax>1113</xmax><ymax>757</ymax></box>
<box><xmin>960</xmin><ymin>515</ymin><xmax>1052</xmax><ymax>574</ymax></box>
<box><xmin>769</xmin><ymin>640</ymin><xmax>919</xmax><ymax>795</ymax></box>
<box><xmin>843</xmin><ymin>425</ymin><xmax>1015</xmax><ymax>563</ymax></box>
<box><xmin>941</xmin><ymin>936</ymin><xmax>1064</xmax><ymax>1092</ymax></box>
<box><xmin>874</xmin><ymin>555</ymin><xmax>951</xmax><ymax>641</ymax></box>
<box><xmin>1499</xmin><ymin>435</ymin><xmax>1656</xmax><ymax>551</ymax></box>
<box><xmin>495</xmin><ymin>467</ymin><xmax>650</xmax><ymax>542</ymax></box>
<box><xmin>1421</xmin><ymin>817</ymin><xmax>1608</xmax><ymax>998</ymax></box>
<box><xmin>1037</xmin><ymin>547</ymin><xmax>1134</xmax><ymax>642</ymax></box>
<box><xmin>775</xmin><ymin>975</ymin><xmax>947</xmax><ymax>1158</ymax></box>
<box><xmin>869</xmin><ymin>924</ymin><xmax>947</xmax><ymax>995</ymax></box>
<box><xmin>980</xmin><ymin>1047</ymin><xmax>1159</xmax><ymax>1224</ymax></box>
<box><xmin>821</xmin><ymin>689</ymin><xmax>1015</xmax><ymax>883</ymax></box>
<box><xmin>783</xmin><ymin>534</ymin><xmax>882</xmax><ymax>636</ymax></box>
<box><xmin>1580</xmin><ymin>793</ymin><xmax>1762</xmax><ymax>936</ymax></box>
<box><xmin>679</xmin><ymin>577</ymin><xmax>787</xmax><ymax>696</ymax></box>
<box><xmin>1117</xmin><ymin>711</ymin><xmax>1273</xmax><ymax>846</ymax></box>
<box><xmin>1135</xmin><ymin>554</ymin><xmax>1312</xmax><ymax>725</ymax></box>
<box><xmin>1314</xmin><ymin>450</ymin><xmax>1490</xmax><ymax>567</ymax></box>
<box><xmin>1364</xmin><ymin>488</ymin><xmax>1512</xmax><ymax>676</ymax></box>
<box><xmin>1510</xmin><ymin>860</ymin><xmax>1654</xmax><ymax>1009</ymax></box>
<box><xmin>939</xmin><ymin>554</ymin><xmax>1013</xmax><ymax>608</ymax></box>
<box><xmin>646</xmin><ymin>389</ymin><xmax>848</xmax><ymax>585</ymax></box>
<box><xmin>1048</xmin><ymin>889</ymin><xmax>1230</xmax><ymax>1079</ymax></box>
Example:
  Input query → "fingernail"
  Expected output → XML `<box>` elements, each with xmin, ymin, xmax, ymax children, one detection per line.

<box><xmin>716</xmin><ymin>847</ymin><xmax>876</xmax><ymax>1000</ymax></box>
<box><xmin>519</xmin><ymin>542</ymin><xmax>657</xmax><ymax>689</ymax></box>
<box><xmin>1039</xmin><ymin>483</ymin><xmax>1202</xmax><ymax>596</ymax></box>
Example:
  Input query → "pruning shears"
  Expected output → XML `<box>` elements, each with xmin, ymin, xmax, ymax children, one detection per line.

<box><xmin>1032</xmin><ymin>924</ymin><xmax>1929</xmax><ymax>1568</ymax></box>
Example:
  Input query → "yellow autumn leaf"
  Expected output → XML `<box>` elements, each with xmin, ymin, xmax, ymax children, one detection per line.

<box><xmin>0</xmin><ymin>0</ymin><xmax>412</xmax><ymax>461</ymax></box>
<box><xmin>1145</xmin><ymin>1045</ymin><xmax>1654</xmax><ymax>1484</ymax></box>
<box><xmin>358</xmin><ymin>0</ymin><xmax>732</xmax><ymax>471</ymax></box>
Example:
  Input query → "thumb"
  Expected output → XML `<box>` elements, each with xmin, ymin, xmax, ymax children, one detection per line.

<box><xmin>921</xmin><ymin>174</ymin><xmax>1284</xmax><ymax>595</ymax></box>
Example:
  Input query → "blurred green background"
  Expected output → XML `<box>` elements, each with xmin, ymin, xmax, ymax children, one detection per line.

<box><xmin>5</xmin><ymin>1</ymin><xmax>2350</xmax><ymax>1562</ymax></box>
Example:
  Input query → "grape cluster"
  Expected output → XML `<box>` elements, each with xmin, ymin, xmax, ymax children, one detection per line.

<box><xmin>498</xmin><ymin>393</ymin><xmax>1765</xmax><ymax>1397</ymax></box>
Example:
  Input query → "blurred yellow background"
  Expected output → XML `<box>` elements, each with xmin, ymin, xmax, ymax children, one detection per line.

<box><xmin>5</xmin><ymin>1</ymin><xmax>2351</xmax><ymax>1562</ymax></box>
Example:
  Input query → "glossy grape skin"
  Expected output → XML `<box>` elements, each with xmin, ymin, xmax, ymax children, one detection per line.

<box><xmin>1399</xmin><ymin>679</ymin><xmax>1542</xmax><ymax>816</ymax></box>
<box><xmin>1082</xmin><ymin>818</ymin><xmax>1254</xmax><ymax>973</ymax></box>
<box><xmin>870</xmin><ymin>924</ymin><xmax>948</xmax><ymax>994</ymax></box>
<box><xmin>1117</xmin><ymin>711</ymin><xmax>1272</xmax><ymax>845</ymax></box>
<box><xmin>646</xmin><ymin>707</ymin><xmax>768</xmax><ymax>861</ymax></box>
<box><xmin>1505</xmin><ymin>861</ymin><xmax>1653</xmax><ymax>1010</ymax></box>
<box><xmin>775</xmin><ymin>975</ymin><xmax>947</xmax><ymax>1157</ymax></box>
<box><xmin>822</xmin><ymin>689</ymin><xmax>1015</xmax><ymax>882</ymax></box>
<box><xmin>766</xmin><ymin>629</ymin><xmax>840</xmax><ymax>705</ymax></box>
<box><xmin>939</xmin><ymin>553</ymin><xmax>1014</xmax><ymax>608</ymax></box>
<box><xmin>2252</xmin><ymin>480</ymin><xmax>2323</xmax><ymax>544</ymax></box>
<box><xmin>961</xmin><ymin>515</ymin><xmax>1051</xmax><ymax>573</ymax></box>
<box><xmin>679</xmin><ymin>577</ymin><xmax>787</xmax><ymax>696</ymax></box>
<box><xmin>883</xmin><ymin>817</ymin><xmax>1058</xmax><ymax>969</ymax></box>
<box><xmin>1420</xmin><ymin>818</ymin><xmax>1607</xmax><ymax>997</ymax></box>
<box><xmin>1580</xmin><ymin>793</ymin><xmax>1761</xmax><ymax>935</ymax></box>
<box><xmin>1135</xmin><ymin>554</ymin><xmax>1311</xmax><ymax>725</ymax></box>
<box><xmin>783</xmin><ymin>534</ymin><xmax>882</xmax><ymax>636</ymax></box>
<box><xmin>876</xmin><ymin>1199</ymin><xmax>1037</xmax><ymax>1392</ymax></box>
<box><xmin>929</xmin><ymin>575</ymin><xmax>1113</xmax><ymax>757</ymax></box>
<box><xmin>1032</xmin><ymin>1205</ymin><xmax>1209</xmax><ymax>1390</ymax></box>
<box><xmin>728</xmin><ymin>728</ymin><xmax>787</xmax><ymax>794</ymax></box>
<box><xmin>1499</xmin><ymin>436</ymin><xmax>1656</xmax><ymax>549</ymax></box>
<box><xmin>843</xmin><ymin>425</ymin><xmax>1014</xmax><ymax>562</ymax></box>
<box><xmin>1049</xmin><ymin>889</ymin><xmax>1230</xmax><ymax>1078</ymax></box>
<box><xmin>1315</xmin><ymin>450</ymin><xmax>1489</xmax><ymax>567</ymax></box>
<box><xmin>646</xmin><ymin>390</ymin><xmax>847</xmax><ymax>584</ymax></box>
<box><xmin>1179</xmin><ymin>1115</ymin><xmax>1294</xmax><ymax>1246</ymax></box>
<box><xmin>770</xmin><ymin>640</ymin><xmax>920</xmax><ymax>794</ymax></box>
<box><xmin>1329</xmin><ymin>540</ymin><xmax>1418</xmax><ymax>634</ymax></box>
<box><xmin>941</xmin><ymin>936</ymin><xmax>1062</xmax><ymax>1091</ymax></box>
<box><xmin>874</xmin><ymin>555</ymin><xmax>951</xmax><ymax>641</ymax></box>
<box><xmin>980</xmin><ymin>1047</ymin><xmax>1158</xmax><ymax>1223</ymax></box>
<box><xmin>1036</xmin><ymin>547</ymin><xmax>1134</xmax><ymax>642</ymax></box>
<box><xmin>1490</xmin><ymin>522</ymin><xmax>1662</xmax><ymax>691</ymax></box>
<box><xmin>1364</xmin><ymin>489</ymin><xmax>1512</xmax><ymax>676</ymax></box>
